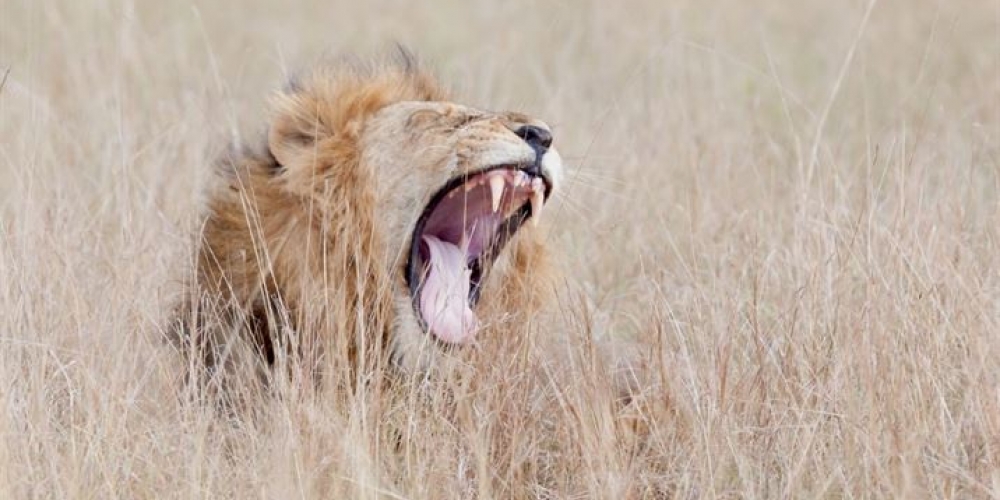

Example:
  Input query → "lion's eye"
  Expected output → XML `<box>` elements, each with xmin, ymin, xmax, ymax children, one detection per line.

<box><xmin>452</xmin><ymin>114</ymin><xmax>479</xmax><ymax>131</ymax></box>
<box><xmin>406</xmin><ymin>109</ymin><xmax>444</xmax><ymax>128</ymax></box>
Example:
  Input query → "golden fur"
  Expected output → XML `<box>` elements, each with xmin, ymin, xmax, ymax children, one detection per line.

<box><xmin>172</xmin><ymin>56</ymin><xmax>562</xmax><ymax>383</ymax></box>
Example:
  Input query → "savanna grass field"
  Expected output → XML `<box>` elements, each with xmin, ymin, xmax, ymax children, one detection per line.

<box><xmin>3</xmin><ymin>1</ymin><xmax>1000</xmax><ymax>498</ymax></box>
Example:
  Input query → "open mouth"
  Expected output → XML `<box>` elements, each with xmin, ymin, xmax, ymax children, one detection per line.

<box><xmin>405</xmin><ymin>166</ymin><xmax>551</xmax><ymax>344</ymax></box>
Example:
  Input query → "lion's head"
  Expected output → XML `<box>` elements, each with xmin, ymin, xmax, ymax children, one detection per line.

<box><xmin>178</xmin><ymin>56</ymin><xmax>564</xmax><ymax>376</ymax></box>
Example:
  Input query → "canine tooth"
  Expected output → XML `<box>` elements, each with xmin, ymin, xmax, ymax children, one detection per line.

<box><xmin>489</xmin><ymin>174</ymin><xmax>505</xmax><ymax>212</ymax></box>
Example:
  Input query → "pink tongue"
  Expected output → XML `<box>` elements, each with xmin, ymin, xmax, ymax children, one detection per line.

<box><xmin>420</xmin><ymin>235</ymin><xmax>478</xmax><ymax>343</ymax></box>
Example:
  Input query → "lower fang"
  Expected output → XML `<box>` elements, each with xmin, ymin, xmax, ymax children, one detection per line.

<box><xmin>530</xmin><ymin>187</ymin><xmax>544</xmax><ymax>227</ymax></box>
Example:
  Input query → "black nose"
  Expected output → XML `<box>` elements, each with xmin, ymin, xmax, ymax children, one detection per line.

<box><xmin>515</xmin><ymin>125</ymin><xmax>553</xmax><ymax>154</ymax></box>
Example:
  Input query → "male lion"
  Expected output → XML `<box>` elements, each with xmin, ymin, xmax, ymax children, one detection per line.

<box><xmin>172</xmin><ymin>55</ymin><xmax>570</xmax><ymax>383</ymax></box>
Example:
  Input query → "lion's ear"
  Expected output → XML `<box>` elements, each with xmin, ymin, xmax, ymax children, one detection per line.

<box><xmin>267</xmin><ymin>92</ymin><xmax>333</xmax><ymax>169</ymax></box>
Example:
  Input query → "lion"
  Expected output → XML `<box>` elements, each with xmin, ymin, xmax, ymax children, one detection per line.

<box><xmin>171</xmin><ymin>55</ymin><xmax>571</xmax><ymax>386</ymax></box>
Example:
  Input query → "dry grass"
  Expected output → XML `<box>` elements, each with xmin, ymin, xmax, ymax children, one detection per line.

<box><xmin>2</xmin><ymin>0</ymin><xmax>1000</xmax><ymax>498</ymax></box>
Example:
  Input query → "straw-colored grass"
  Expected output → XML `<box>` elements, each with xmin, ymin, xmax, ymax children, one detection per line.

<box><xmin>2</xmin><ymin>0</ymin><xmax>999</xmax><ymax>498</ymax></box>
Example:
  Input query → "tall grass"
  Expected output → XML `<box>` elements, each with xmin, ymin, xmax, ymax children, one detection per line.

<box><xmin>2</xmin><ymin>0</ymin><xmax>998</xmax><ymax>497</ymax></box>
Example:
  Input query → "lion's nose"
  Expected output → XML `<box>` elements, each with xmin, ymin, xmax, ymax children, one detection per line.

<box><xmin>515</xmin><ymin>125</ymin><xmax>553</xmax><ymax>154</ymax></box>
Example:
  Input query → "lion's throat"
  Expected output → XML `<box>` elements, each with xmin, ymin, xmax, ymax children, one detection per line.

<box><xmin>420</xmin><ymin>235</ymin><xmax>479</xmax><ymax>343</ymax></box>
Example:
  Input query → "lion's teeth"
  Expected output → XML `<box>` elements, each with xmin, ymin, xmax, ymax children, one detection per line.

<box><xmin>529</xmin><ymin>179</ymin><xmax>545</xmax><ymax>227</ymax></box>
<box><xmin>489</xmin><ymin>174</ymin><xmax>505</xmax><ymax>213</ymax></box>
<box><xmin>514</xmin><ymin>171</ymin><xmax>528</xmax><ymax>188</ymax></box>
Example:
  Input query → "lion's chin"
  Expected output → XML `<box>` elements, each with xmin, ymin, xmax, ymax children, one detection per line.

<box><xmin>405</xmin><ymin>166</ymin><xmax>551</xmax><ymax>344</ymax></box>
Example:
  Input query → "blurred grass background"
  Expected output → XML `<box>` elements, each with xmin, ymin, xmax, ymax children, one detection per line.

<box><xmin>2</xmin><ymin>0</ymin><xmax>999</xmax><ymax>498</ymax></box>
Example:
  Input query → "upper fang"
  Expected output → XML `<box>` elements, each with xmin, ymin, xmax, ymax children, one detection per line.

<box><xmin>489</xmin><ymin>174</ymin><xmax>505</xmax><ymax>213</ymax></box>
<box><xmin>529</xmin><ymin>178</ymin><xmax>545</xmax><ymax>226</ymax></box>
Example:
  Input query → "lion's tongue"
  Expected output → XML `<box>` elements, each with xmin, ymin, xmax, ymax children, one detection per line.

<box><xmin>420</xmin><ymin>235</ymin><xmax>478</xmax><ymax>343</ymax></box>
